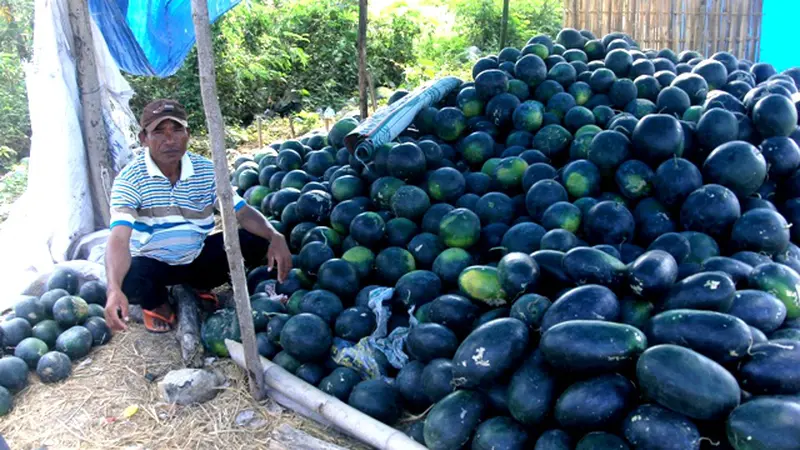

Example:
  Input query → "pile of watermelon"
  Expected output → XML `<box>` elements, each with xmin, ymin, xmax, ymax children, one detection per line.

<box><xmin>222</xmin><ymin>27</ymin><xmax>800</xmax><ymax>450</ymax></box>
<box><xmin>0</xmin><ymin>268</ymin><xmax>111</xmax><ymax>416</ymax></box>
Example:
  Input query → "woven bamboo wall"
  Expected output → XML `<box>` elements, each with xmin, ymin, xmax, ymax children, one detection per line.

<box><xmin>562</xmin><ymin>0</ymin><xmax>763</xmax><ymax>61</ymax></box>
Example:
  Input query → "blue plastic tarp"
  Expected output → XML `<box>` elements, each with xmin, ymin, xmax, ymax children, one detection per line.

<box><xmin>89</xmin><ymin>0</ymin><xmax>241</xmax><ymax>77</ymax></box>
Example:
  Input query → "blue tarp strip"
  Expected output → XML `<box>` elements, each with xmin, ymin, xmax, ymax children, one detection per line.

<box><xmin>89</xmin><ymin>0</ymin><xmax>242</xmax><ymax>78</ymax></box>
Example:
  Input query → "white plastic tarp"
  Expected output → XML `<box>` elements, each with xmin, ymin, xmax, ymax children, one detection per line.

<box><xmin>0</xmin><ymin>0</ymin><xmax>137</xmax><ymax>310</ymax></box>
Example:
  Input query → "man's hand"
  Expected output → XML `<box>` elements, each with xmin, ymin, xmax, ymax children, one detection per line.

<box><xmin>267</xmin><ymin>233</ymin><xmax>292</xmax><ymax>283</ymax></box>
<box><xmin>105</xmin><ymin>288</ymin><xmax>130</xmax><ymax>331</ymax></box>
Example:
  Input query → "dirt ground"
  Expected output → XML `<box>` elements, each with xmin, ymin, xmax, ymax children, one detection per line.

<box><xmin>0</xmin><ymin>323</ymin><xmax>367</xmax><ymax>450</ymax></box>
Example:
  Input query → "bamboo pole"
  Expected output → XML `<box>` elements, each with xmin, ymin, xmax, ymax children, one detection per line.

<box><xmin>747</xmin><ymin>0</ymin><xmax>756</xmax><ymax>60</ymax></box>
<box><xmin>572</xmin><ymin>0</ymin><xmax>579</xmax><ymax>29</ymax></box>
<box><xmin>642</xmin><ymin>1</ymin><xmax>653</xmax><ymax>47</ymax></box>
<box><xmin>358</xmin><ymin>0</ymin><xmax>369</xmax><ymax>120</ymax></box>
<box><xmin>700</xmin><ymin>0</ymin><xmax>708</xmax><ymax>56</ymax></box>
<box><xmin>713</xmin><ymin>0</ymin><xmax>723</xmax><ymax>54</ymax></box>
<box><xmin>597</xmin><ymin>0</ymin><xmax>605</xmax><ymax>36</ymax></box>
<box><xmin>226</xmin><ymin>340</ymin><xmax>427</xmax><ymax>450</ymax></box>
<box><xmin>738</xmin><ymin>0</ymin><xmax>750</xmax><ymax>59</ymax></box>
<box><xmin>189</xmin><ymin>0</ymin><xmax>265</xmax><ymax>399</ymax></box>
<box><xmin>727</xmin><ymin>0</ymin><xmax>737</xmax><ymax>54</ymax></box>
<box><xmin>676</xmin><ymin>0</ymin><xmax>692</xmax><ymax>51</ymax></box>
<box><xmin>67</xmin><ymin>0</ymin><xmax>113</xmax><ymax>229</ymax></box>
<box><xmin>694</xmin><ymin>0</ymin><xmax>705</xmax><ymax>53</ymax></box>
<box><xmin>670</xmin><ymin>0</ymin><xmax>677</xmax><ymax>50</ymax></box>
<box><xmin>752</xmin><ymin>0</ymin><xmax>762</xmax><ymax>61</ymax></box>
<box><xmin>584</xmin><ymin>0</ymin><xmax>591</xmax><ymax>32</ymax></box>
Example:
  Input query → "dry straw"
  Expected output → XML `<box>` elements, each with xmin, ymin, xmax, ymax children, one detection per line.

<box><xmin>0</xmin><ymin>324</ymin><xmax>366</xmax><ymax>450</ymax></box>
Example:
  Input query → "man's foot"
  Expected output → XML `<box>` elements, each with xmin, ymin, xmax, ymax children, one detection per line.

<box><xmin>142</xmin><ymin>304</ymin><xmax>176</xmax><ymax>333</ymax></box>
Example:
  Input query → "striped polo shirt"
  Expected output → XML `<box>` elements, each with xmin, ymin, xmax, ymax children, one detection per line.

<box><xmin>109</xmin><ymin>149</ymin><xmax>245</xmax><ymax>265</ymax></box>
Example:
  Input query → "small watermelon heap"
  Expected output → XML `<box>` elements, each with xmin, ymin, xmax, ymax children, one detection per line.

<box><xmin>220</xmin><ymin>27</ymin><xmax>800</xmax><ymax>450</ymax></box>
<box><xmin>0</xmin><ymin>268</ymin><xmax>111</xmax><ymax>416</ymax></box>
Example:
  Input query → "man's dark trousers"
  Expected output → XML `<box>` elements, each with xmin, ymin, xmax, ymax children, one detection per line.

<box><xmin>122</xmin><ymin>229</ymin><xmax>269</xmax><ymax>310</ymax></box>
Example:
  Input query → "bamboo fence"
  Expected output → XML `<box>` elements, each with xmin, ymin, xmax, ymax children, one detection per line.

<box><xmin>562</xmin><ymin>0</ymin><xmax>763</xmax><ymax>61</ymax></box>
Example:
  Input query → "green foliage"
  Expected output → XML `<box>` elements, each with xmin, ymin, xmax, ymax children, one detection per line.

<box><xmin>0</xmin><ymin>0</ymin><xmax>34</xmax><ymax>156</ymax></box>
<box><xmin>450</xmin><ymin>0</ymin><xmax>564</xmax><ymax>52</ymax></box>
<box><xmin>0</xmin><ymin>156</ymin><xmax>28</xmax><ymax>223</ymax></box>
<box><xmin>129</xmin><ymin>0</ymin><xmax>422</xmax><ymax>131</ymax></box>
<box><xmin>0</xmin><ymin>52</ymin><xmax>29</xmax><ymax>154</ymax></box>
<box><xmin>128</xmin><ymin>0</ymin><xmax>562</xmax><ymax>133</ymax></box>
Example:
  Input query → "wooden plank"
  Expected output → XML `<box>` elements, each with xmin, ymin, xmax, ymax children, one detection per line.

<box><xmin>189</xmin><ymin>0</ymin><xmax>265</xmax><ymax>400</ymax></box>
<box><xmin>67</xmin><ymin>0</ymin><xmax>113</xmax><ymax>229</ymax></box>
<box><xmin>572</xmin><ymin>0</ymin><xmax>578</xmax><ymax>29</ymax></box>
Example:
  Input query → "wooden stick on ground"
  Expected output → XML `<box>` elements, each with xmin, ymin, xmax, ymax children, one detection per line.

<box><xmin>189</xmin><ymin>0</ymin><xmax>264</xmax><ymax>399</ymax></box>
<box><xmin>227</xmin><ymin>340</ymin><xmax>426</xmax><ymax>450</ymax></box>
<box><xmin>173</xmin><ymin>285</ymin><xmax>204</xmax><ymax>368</ymax></box>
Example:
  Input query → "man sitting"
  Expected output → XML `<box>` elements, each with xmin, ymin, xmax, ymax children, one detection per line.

<box><xmin>104</xmin><ymin>99</ymin><xmax>291</xmax><ymax>332</ymax></box>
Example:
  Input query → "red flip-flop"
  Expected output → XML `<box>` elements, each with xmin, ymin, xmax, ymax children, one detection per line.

<box><xmin>195</xmin><ymin>291</ymin><xmax>220</xmax><ymax>311</ymax></box>
<box><xmin>142</xmin><ymin>309</ymin><xmax>176</xmax><ymax>333</ymax></box>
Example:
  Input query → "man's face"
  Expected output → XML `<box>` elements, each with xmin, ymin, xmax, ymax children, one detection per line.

<box><xmin>142</xmin><ymin>120</ymin><xmax>190</xmax><ymax>166</ymax></box>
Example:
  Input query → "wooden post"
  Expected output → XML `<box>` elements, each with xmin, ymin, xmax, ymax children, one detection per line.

<box><xmin>358</xmin><ymin>0</ymin><xmax>369</xmax><ymax>120</ymax></box>
<box><xmin>189</xmin><ymin>0</ymin><xmax>265</xmax><ymax>399</ymax></box>
<box><xmin>500</xmin><ymin>0</ymin><xmax>510</xmax><ymax>49</ymax></box>
<box><xmin>257</xmin><ymin>116</ymin><xmax>263</xmax><ymax>148</ymax></box>
<box><xmin>67</xmin><ymin>0</ymin><xmax>113</xmax><ymax>229</ymax></box>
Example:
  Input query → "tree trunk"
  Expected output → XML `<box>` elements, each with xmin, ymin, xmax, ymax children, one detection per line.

<box><xmin>67</xmin><ymin>0</ymin><xmax>113</xmax><ymax>229</ymax></box>
<box><xmin>189</xmin><ymin>0</ymin><xmax>265</xmax><ymax>399</ymax></box>
<box><xmin>500</xmin><ymin>0</ymin><xmax>510</xmax><ymax>49</ymax></box>
<box><xmin>358</xmin><ymin>0</ymin><xmax>369</xmax><ymax>120</ymax></box>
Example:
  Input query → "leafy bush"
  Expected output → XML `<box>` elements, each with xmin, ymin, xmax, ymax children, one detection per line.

<box><xmin>0</xmin><ymin>0</ymin><xmax>33</xmax><ymax>158</ymax></box>
<box><xmin>129</xmin><ymin>0</ymin><xmax>422</xmax><ymax>130</ymax></box>
<box><xmin>128</xmin><ymin>0</ymin><xmax>562</xmax><ymax>133</ymax></box>
<box><xmin>450</xmin><ymin>0</ymin><xmax>563</xmax><ymax>52</ymax></box>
